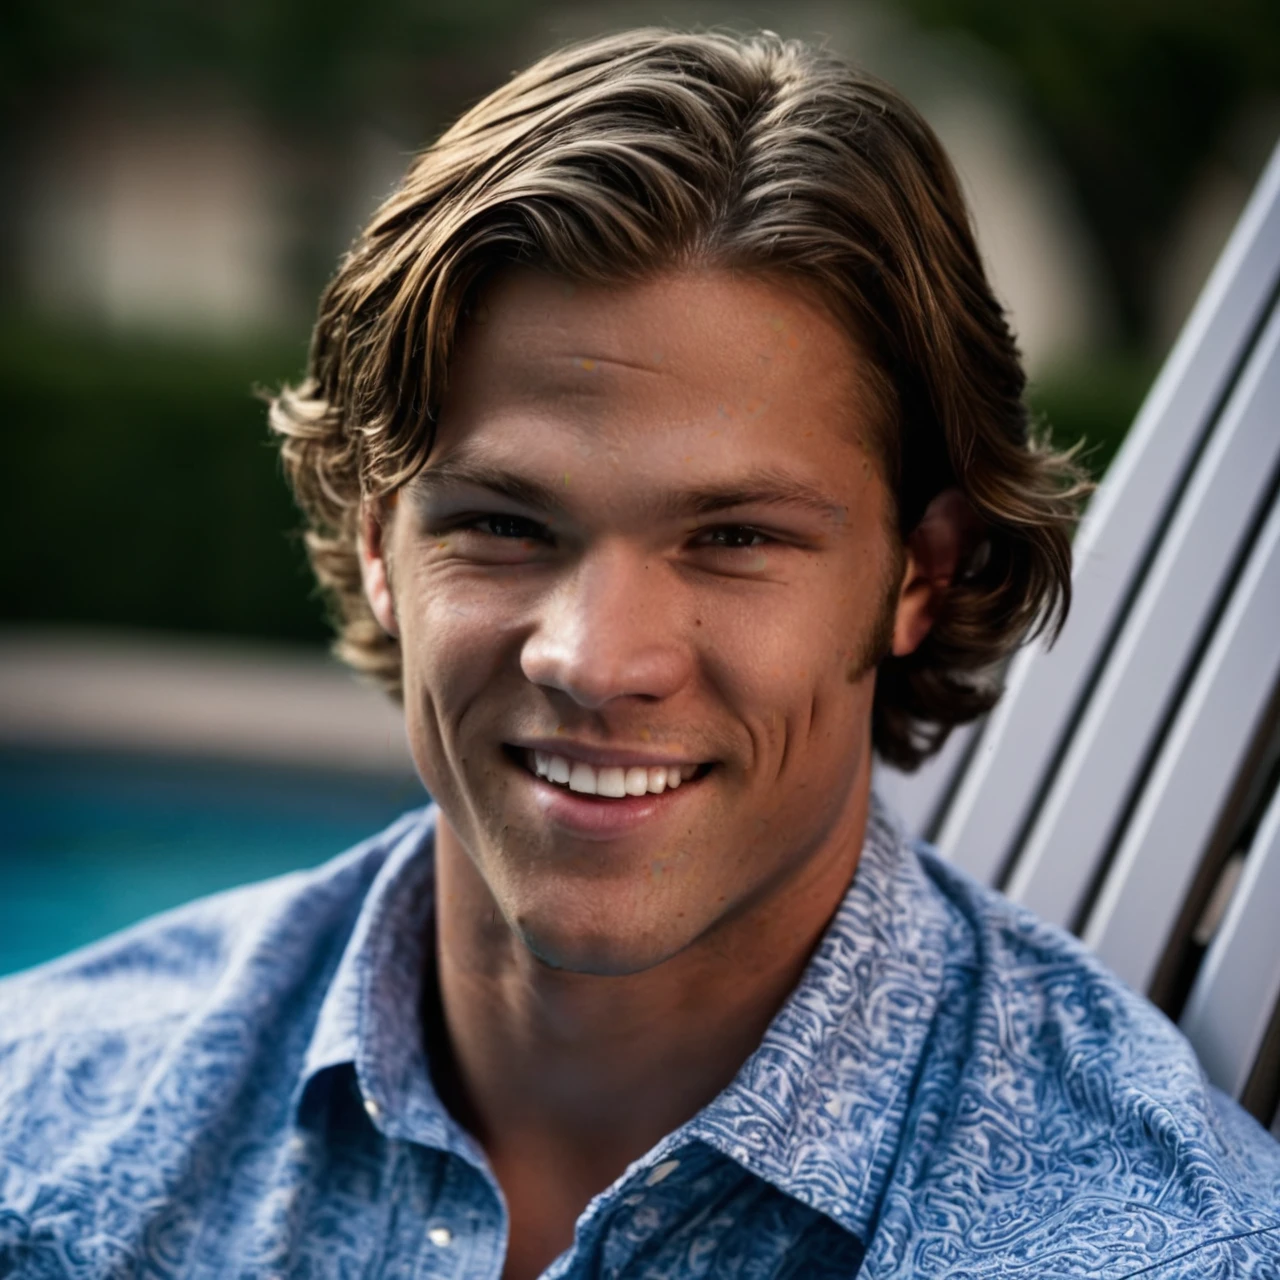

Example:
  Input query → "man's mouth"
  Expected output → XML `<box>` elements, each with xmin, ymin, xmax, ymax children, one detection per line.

<box><xmin>518</xmin><ymin>748</ymin><xmax>705</xmax><ymax>798</ymax></box>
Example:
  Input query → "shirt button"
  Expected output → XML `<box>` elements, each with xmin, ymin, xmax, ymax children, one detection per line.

<box><xmin>428</xmin><ymin>1227</ymin><xmax>453</xmax><ymax>1248</ymax></box>
<box><xmin>645</xmin><ymin>1159</ymin><xmax>681</xmax><ymax>1187</ymax></box>
<box><xmin>363</xmin><ymin>1096</ymin><xmax>382</xmax><ymax>1123</ymax></box>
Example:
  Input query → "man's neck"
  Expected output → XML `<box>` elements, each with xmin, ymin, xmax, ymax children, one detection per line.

<box><xmin>424</xmin><ymin>778</ymin><xmax>871</xmax><ymax>1275</ymax></box>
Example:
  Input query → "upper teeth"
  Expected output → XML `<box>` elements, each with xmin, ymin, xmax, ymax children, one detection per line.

<box><xmin>531</xmin><ymin>752</ymin><xmax>698</xmax><ymax>797</ymax></box>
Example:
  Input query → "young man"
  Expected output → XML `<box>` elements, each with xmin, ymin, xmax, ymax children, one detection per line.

<box><xmin>2</xmin><ymin>29</ymin><xmax>1277</xmax><ymax>1280</ymax></box>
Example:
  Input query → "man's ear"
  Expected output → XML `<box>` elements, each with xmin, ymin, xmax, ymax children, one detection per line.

<box><xmin>892</xmin><ymin>488</ymin><xmax>982</xmax><ymax>658</ymax></box>
<box><xmin>358</xmin><ymin>494</ymin><xmax>400</xmax><ymax>639</ymax></box>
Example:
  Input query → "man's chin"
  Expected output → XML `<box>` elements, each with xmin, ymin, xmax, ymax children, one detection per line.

<box><xmin>513</xmin><ymin>914</ymin><xmax>697</xmax><ymax>979</ymax></box>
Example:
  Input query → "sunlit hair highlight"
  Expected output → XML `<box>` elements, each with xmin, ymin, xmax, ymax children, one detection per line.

<box><xmin>270</xmin><ymin>27</ymin><xmax>1089</xmax><ymax>771</ymax></box>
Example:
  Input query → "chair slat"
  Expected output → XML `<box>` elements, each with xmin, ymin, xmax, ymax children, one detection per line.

<box><xmin>1180</xmin><ymin>781</ymin><xmax>1280</xmax><ymax>1098</ymax></box>
<box><xmin>931</xmin><ymin>143</ymin><xmax>1280</xmax><ymax>886</ymax></box>
<box><xmin>1005</xmin><ymin>302</ymin><xmax>1280</xmax><ymax>926</ymax></box>
<box><xmin>1082</xmin><ymin>492</ymin><xmax>1280</xmax><ymax>994</ymax></box>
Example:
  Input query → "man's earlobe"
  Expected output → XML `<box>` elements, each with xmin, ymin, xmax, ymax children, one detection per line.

<box><xmin>358</xmin><ymin>499</ymin><xmax>401</xmax><ymax>639</ymax></box>
<box><xmin>891</xmin><ymin>488</ymin><xmax>982</xmax><ymax>658</ymax></box>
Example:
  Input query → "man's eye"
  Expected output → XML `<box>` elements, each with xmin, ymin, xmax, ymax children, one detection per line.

<box><xmin>472</xmin><ymin>514</ymin><xmax>547</xmax><ymax>541</ymax></box>
<box><xmin>697</xmin><ymin>526</ymin><xmax>770</xmax><ymax>550</ymax></box>
<box><xmin>435</xmin><ymin>513</ymin><xmax>552</xmax><ymax>561</ymax></box>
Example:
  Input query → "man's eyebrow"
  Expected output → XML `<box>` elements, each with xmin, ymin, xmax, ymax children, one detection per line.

<box><xmin>407</xmin><ymin>460</ymin><xmax>564</xmax><ymax>514</ymax></box>
<box><xmin>671</xmin><ymin>471</ymin><xmax>847</xmax><ymax>521</ymax></box>
<box><xmin>408</xmin><ymin>460</ymin><xmax>847</xmax><ymax>521</ymax></box>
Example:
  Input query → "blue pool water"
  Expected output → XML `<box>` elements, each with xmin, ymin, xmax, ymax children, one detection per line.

<box><xmin>0</xmin><ymin>747</ymin><xmax>428</xmax><ymax>977</ymax></box>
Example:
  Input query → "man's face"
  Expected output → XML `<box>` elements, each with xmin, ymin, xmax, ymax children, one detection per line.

<box><xmin>365</xmin><ymin>268</ymin><xmax>915</xmax><ymax>976</ymax></box>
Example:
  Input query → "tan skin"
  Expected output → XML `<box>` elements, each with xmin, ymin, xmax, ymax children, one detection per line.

<box><xmin>359</xmin><ymin>268</ymin><xmax>969</xmax><ymax>1280</ymax></box>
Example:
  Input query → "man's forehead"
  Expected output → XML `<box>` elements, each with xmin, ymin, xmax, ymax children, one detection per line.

<box><xmin>458</xmin><ymin>266</ymin><xmax>866</xmax><ymax>390</ymax></box>
<box><xmin>438</xmin><ymin>265</ymin><xmax>883</xmax><ymax>482</ymax></box>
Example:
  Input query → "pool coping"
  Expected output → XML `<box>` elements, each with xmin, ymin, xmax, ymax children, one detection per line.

<box><xmin>0</xmin><ymin>628</ymin><xmax>416</xmax><ymax>777</ymax></box>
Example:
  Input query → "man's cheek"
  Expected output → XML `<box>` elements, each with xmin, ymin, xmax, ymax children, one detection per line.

<box><xmin>404</xmin><ymin>590</ymin><xmax>512</xmax><ymax>703</ymax></box>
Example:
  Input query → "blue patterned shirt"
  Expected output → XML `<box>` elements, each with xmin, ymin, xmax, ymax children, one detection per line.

<box><xmin>1</xmin><ymin>799</ymin><xmax>1278</xmax><ymax>1279</ymax></box>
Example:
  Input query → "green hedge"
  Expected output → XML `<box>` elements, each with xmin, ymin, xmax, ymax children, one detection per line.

<box><xmin>0</xmin><ymin>321</ymin><xmax>327</xmax><ymax>643</ymax></box>
<box><xmin>1029</xmin><ymin>354</ymin><xmax>1157</xmax><ymax>481</ymax></box>
<box><xmin>1</xmin><ymin>321</ymin><xmax>1152</xmax><ymax>644</ymax></box>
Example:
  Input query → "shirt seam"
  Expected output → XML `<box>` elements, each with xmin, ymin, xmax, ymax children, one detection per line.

<box><xmin>1116</xmin><ymin>1221</ymin><xmax>1280</xmax><ymax>1278</ymax></box>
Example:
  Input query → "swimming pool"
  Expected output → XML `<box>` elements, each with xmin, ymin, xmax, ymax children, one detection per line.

<box><xmin>0</xmin><ymin>747</ymin><xmax>428</xmax><ymax>976</ymax></box>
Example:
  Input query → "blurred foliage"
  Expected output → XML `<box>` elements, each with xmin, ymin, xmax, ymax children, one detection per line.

<box><xmin>1</xmin><ymin>0</ymin><xmax>521</xmax><ymax>131</ymax></box>
<box><xmin>900</xmin><ymin>0</ymin><xmax>1280</xmax><ymax>340</ymax></box>
<box><xmin>5</xmin><ymin>0</ymin><xmax>1278</xmax><ymax>341</ymax></box>
<box><xmin>1028</xmin><ymin>354</ymin><xmax>1157</xmax><ymax>478</ymax></box>
<box><xmin>0</xmin><ymin>322</ymin><xmax>326</xmax><ymax>642</ymax></box>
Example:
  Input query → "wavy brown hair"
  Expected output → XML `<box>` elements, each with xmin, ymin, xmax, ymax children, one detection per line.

<box><xmin>270</xmin><ymin>28</ymin><xmax>1089</xmax><ymax>771</ymax></box>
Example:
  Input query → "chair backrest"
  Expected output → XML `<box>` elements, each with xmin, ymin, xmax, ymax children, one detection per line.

<box><xmin>879</xmin><ymin>140</ymin><xmax>1280</xmax><ymax>1134</ymax></box>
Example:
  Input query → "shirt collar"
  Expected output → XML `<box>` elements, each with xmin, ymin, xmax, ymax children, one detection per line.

<box><xmin>293</xmin><ymin>805</ymin><xmax>485</xmax><ymax>1166</ymax></box>
<box><xmin>685</xmin><ymin>794</ymin><xmax>960</xmax><ymax>1239</ymax></box>
<box><xmin>294</xmin><ymin>794</ymin><xmax>957</xmax><ymax>1236</ymax></box>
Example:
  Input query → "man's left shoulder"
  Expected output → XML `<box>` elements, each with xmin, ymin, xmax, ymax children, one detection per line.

<box><xmin>868</xmin><ymin>842</ymin><xmax>1280</xmax><ymax>1278</ymax></box>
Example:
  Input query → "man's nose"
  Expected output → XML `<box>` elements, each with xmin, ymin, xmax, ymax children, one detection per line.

<box><xmin>519</xmin><ymin>545</ymin><xmax>692</xmax><ymax>709</ymax></box>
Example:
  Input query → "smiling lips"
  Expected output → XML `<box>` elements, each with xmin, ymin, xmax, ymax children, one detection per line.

<box><xmin>529</xmin><ymin>750</ymin><xmax>701</xmax><ymax>798</ymax></box>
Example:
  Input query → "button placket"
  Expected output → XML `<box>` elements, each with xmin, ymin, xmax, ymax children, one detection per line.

<box><xmin>643</xmin><ymin>1159</ymin><xmax>680</xmax><ymax>1187</ymax></box>
<box><xmin>411</xmin><ymin>1152</ymin><xmax>507</xmax><ymax>1280</ymax></box>
<box><xmin>583</xmin><ymin>1154</ymin><xmax>697</xmax><ymax>1280</ymax></box>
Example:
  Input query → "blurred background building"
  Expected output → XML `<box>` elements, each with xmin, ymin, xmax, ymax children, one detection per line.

<box><xmin>2</xmin><ymin>0</ymin><xmax>1278</xmax><ymax>972</ymax></box>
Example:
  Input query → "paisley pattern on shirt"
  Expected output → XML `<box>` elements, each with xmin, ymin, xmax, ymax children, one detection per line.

<box><xmin>0</xmin><ymin>799</ymin><xmax>1277</xmax><ymax>1278</ymax></box>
